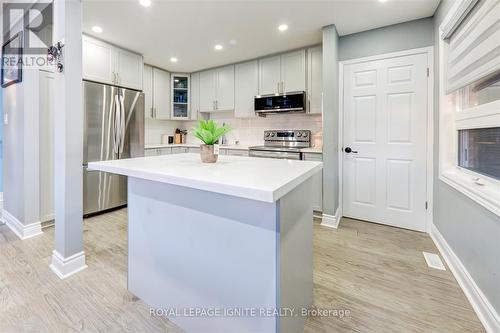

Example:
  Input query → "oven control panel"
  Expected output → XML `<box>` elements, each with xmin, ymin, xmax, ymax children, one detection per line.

<box><xmin>264</xmin><ymin>130</ymin><xmax>311</xmax><ymax>142</ymax></box>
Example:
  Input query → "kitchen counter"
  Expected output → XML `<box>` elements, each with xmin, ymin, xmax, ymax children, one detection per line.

<box><xmin>89</xmin><ymin>153</ymin><xmax>322</xmax><ymax>202</ymax></box>
<box><xmin>144</xmin><ymin>143</ymin><xmax>322</xmax><ymax>153</ymax></box>
<box><xmin>88</xmin><ymin>154</ymin><xmax>322</xmax><ymax>333</ymax></box>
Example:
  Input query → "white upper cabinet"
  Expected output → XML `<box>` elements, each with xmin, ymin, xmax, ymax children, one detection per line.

<box><xmin>307</xmin><ymin>46</ymin><xmax>322</xmax><ymax>114</ymax></box>
<box><xmin>190</xmin><ymin>72</ymin><xmax>200</xmax><ymax>120</ymax></box>
<box><xmin>199</xmin><ymin>69</ymin><xmax>217</xmax><ymax>112</ymax></box>
<box><xmin>235</xmin><ymin>60</ymin><xmax>258</xmax><ymax>118</ymax></box>
<box><xmin>82</xmin><ymin>36</ymin><xmax>115</xmax><ymax>85</ymax></box>
<box><xmin>216</xmin><ymin>65</ymin><xmax>235</xmax><ymax>111</ymax></box>
<box><xmin>258</xmin><ymin>50</ymin><xmax>306</xmax><ymax>95</ymax></box>
<box><xmin>82</xmin><ymin>35</ymin><xmax>143</xmax><ymax>91</ymax></box>
<box><xmin>281</xmin><ymin>50</ymin><xmax>306</xmax><ymax>93</ymax></box>
<box><xmin>143</xmin><ymin>65</ymin><xmax>153</xmax><ymax>119</ymax></box>
<box><xmin>153</xmin><ymin>68</ymin><xmax>171</xmax><ymax>120</ymax></box>
<box><xmin>258</xmin><ymin>55</ymin><xmax>281</xmax><ymax>95</ymax></box>
<box><xmin>199</xmin><ymin>65</ymin><xmax>235</xmax><ymax>112</ymax></box>
<box><xmin>115</xmin><ymin>48</ymin><xmax>143</xmax><ymax>90</ymax></box>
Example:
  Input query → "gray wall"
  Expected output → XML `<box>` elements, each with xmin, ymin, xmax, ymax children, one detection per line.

<box><xmin>339</xmin><ymin>17</ymin><xmax>434</xmax><ymax>61</ymax></box>
<box><xmin>3</xmin><ymin>21</ymin><xmax>41</xmax><ymax>226</ymax></box>
<box><xmin>433</xmin><ymin>0</ymin><xmax>500</xmax><ymax>315</ymax></box>
<box><xmin>322</xmin><ymin>25</ymin><xmax>340</xmax><ymax>217</ymax></box>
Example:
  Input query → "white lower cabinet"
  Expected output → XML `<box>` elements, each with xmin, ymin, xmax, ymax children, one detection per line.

<box><xmin>145</xmin><ymin>147</ymin><xmax>172</xmax><ymax>156</ymax></box>
<box><xmin>144</xmin><ymin>149</ymin><xmax>157</xmax><ymax>157</ymax></box>
<box><xmin>171</xmin><ymin>147</ymin><xmax>189</xmax><ymax>154</ymax></box>
<box><xmin>225</xmin><ymin>149</ymin><xmax>249</xmax><ymax>157</ymax></box>
<box><xmin>303</xmin><ymin>153</ymin><xmax>323</xmax><ymax>212</ymax></box>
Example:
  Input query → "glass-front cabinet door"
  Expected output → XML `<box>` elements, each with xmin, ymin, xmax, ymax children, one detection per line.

<box><xmin>171</xmin><ymin>74</ymin><xmax>190</xmax><ymax>120</ymax></box>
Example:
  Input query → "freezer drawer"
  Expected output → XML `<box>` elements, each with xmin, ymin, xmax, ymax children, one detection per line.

<box><xmin>83</xmin><ymin>167</ymin><xmax>127</xmax><ymax>216</ymax></box>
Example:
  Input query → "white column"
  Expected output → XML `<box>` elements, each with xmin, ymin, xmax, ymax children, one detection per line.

<box><xmin>49</xmin><ymin>0</ymin><xmax>87</xmax><ymax>279</ymax></box>
<box><xmin>321</xmin><ymin>25</ymin><xmax>341</xmax><ymax>228</ymax></box>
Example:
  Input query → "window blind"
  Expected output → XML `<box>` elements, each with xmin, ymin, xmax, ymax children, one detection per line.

<box><xmin>446</xmin><ymin>0</ymin><xmax>500</xmax><ymax>93</ymax></box>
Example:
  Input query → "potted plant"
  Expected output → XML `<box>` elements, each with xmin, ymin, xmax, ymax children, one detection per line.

<box><xmin>192</xmin><ymin>120</ymin><xmax>231</xmax><ymax>163</ymax></box>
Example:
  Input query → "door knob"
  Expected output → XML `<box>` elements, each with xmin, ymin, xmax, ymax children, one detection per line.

<box><xmin>344</xmin><ymin>147</ymin><xmax>358</xmax><ymax>154</ymax></box>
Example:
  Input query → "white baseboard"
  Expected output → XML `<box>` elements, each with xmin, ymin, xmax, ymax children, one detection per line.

<box><xmin>320</xmin><ymin>208</ymin><xmax>341</xmax><ymax>229</ymax></box>
<box><xmin>2</xmin><ymin>209</ymin><xmax>43</xmax><ymax>240</ymax></box>
<box><xmin>50</xmin><ymin>250</ymin><xmax>88</xmax><ymax>279</ymax></box>
<box><xmin>430</xmin><ymin>224</ymin><xmax>500</xmax><ymax>333</ymax></box>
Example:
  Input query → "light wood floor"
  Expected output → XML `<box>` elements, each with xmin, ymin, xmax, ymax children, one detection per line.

<box><xmin>0</xmin><ymin>210</ymin><xmax>484</xmax><ymax>333</ymax></box>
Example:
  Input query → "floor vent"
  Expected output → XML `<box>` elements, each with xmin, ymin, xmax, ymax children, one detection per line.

<box><xmin>423</xmin><ymin>252</ymin><xmax>446</xmax><ymax>271</ymax></box>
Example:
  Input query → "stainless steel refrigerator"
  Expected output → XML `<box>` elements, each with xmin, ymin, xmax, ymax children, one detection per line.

<box><xmin>83</xmin><ymin>81</ymin><xmax>144</xmax><ymax>216</ymax></box>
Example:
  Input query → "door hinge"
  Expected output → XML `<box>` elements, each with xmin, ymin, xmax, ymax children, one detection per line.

<box><xmin>425</xmin><ymin>201</ymin><xmax>428</xmax><ymax>210</ymax></box>
<box><xmin>427</xmin><ymin>68</ymin><xmax>430</xmax><ymax>77</ymax></box>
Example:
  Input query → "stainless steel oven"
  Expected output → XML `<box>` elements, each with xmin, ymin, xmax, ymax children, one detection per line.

<box><xmin>249</xmin><ymin>130</ymin><xmax>311</xmax><ymax>160</ymax></box>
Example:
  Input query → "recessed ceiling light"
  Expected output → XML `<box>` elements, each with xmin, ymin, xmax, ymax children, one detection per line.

<box><xmin>214</xmin><ymin>44</ymin><xmax>223</xmax><ymax>51</ymax></box>
<box><xmin>139</xmin><ymin>0</ymin><xmax>151</xmax><ymax>7</ymax></box>
<box><xmin>170</xmin><ymin>57</ymin><xmax>178</xmax><ymax>63</ymax></box>
<box><xmin>278</xmin><ymin>24</ymin><xmax>288</xmax><ymax>32</ymax></box>
<box><xmin>92</xmin><ymin>26</ymin><xmax>103</xmax><ymax>33</ymax></box>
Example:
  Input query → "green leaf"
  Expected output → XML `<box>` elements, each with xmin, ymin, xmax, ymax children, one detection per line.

<box><xmin>190</xmin><ymin>120</ymin><xmax>232</xmax><ymax>145</ymax></box>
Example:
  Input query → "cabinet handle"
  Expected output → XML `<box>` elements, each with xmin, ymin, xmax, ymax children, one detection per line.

<box><xmin>112</xmin><ymin>72</ymin><xmax>116</xmax><ymax>84</ymax></box>
<box><xmin>216</xmin><ymin>100</ymin><xmax>218</xmax><ymax>110</ymax></box>
<box><xmin>150</xmin><ymin>107</ymin><xmax>153</xmax><ymax>118</ymax></box>
<box><xmin>281</xmin><ymin>81</ymin><xmax>285</xmax><ymax>93</ymax></box>
<box><xmin>277</xmin><ymin>82</ymin><xmax>280</xmax><ymax>94</ymax></box>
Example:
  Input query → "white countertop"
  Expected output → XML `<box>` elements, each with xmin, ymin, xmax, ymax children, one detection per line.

<box><xmin>88</xmin><ymin>153</ymin><xmax>323</xmax><ymax>203</ymax></box>
<box><xmin>144</xmin><ymin>143</ymin><xmax>322</xmax><ymax>153</ymax></box>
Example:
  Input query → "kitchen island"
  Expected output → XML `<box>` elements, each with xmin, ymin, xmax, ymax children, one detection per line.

<box><xmin>89</xmin><ymin>153</ymin><xmax>323</xmax><ymax>333</ymax></box>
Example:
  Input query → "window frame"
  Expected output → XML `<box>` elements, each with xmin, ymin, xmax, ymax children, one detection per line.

<box><xmin>438</xmin><ymin>2</ymin><xmax>500</xmax><ymax>217</ymax></box>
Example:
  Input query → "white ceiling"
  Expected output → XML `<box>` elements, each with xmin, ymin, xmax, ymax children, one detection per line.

<box><xmin>83</xmin><ymin>0</ymin><xmax>440</xmax><ymax>72</ymax></box>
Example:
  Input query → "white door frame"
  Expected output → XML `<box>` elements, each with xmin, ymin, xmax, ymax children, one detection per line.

<box><xmin>338</xmin><ymin>46</ymin><xmax>434</xmax><ymax>233</ymax></box>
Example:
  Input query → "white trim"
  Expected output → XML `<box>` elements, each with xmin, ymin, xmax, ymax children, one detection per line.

<box><xmin>430</xmin><ymin>224</ymin><xmax>500</xmax><ymax>333</ymax></box>
<box><xmin>320</xmin><ymin>208</ymin><xmax>340</xmax><ymax>229</ymax></box>
<box><xmin>338</xmin><ymin>47</ymin><xmax>435</xmax><ymax>232</ymax></box>
<box><xmin>437</xmin><ymin>7</ymin><xmax>500</xmax><ymax>218</ymax></box>
<box><xmin>2</xmin><ymin>209</ymin><xmax>43</xmax><ymax>240</ymax></box>
<box><xmin>50</xmin><ymin>250</ymin><xmax>88</xmax><ymax>279</ymax></box>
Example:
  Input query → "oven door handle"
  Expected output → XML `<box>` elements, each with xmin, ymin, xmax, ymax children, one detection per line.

<box><xmin>249</xmin><ymin>150</ymin><xmax>302</xmax><ymax>160</ymax></box>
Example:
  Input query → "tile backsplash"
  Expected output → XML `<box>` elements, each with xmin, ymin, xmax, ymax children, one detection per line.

<box><xmin>145</xmin><ymin>112</ymin><xmax>323</xmax><ymax>147</ymax></box>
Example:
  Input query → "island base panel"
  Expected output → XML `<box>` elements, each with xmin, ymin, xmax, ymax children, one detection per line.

<box><xmin>127</xmin><ymin>176</ymin><xmax>314</xmax><ymax>333</ymax></box>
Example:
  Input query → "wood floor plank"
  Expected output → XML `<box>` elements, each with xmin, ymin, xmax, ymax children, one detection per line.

<box><xmin>0</xmin><ymin>211</ymin><xmax>485</xmax><ymax>333</ymax></box>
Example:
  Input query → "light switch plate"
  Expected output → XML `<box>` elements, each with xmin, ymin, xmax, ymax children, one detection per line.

<box><xmin>4</xmin><ymin>113</ymin><xmax>8</xmax><ymax>125</ymax></box>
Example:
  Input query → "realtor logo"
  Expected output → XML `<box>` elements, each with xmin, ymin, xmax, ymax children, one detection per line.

<box><xmin>2</xmin><ymin>1</ymin><xmax>53</xmax><ymax>55</ymax></box>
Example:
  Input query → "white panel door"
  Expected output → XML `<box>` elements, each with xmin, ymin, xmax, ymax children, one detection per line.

<box><xmin>215</xmin><ymin>65</ymin><xmax>235</xmax><ymax>111</ymax></box>
<box><xmin>199</xmin><ymin>69</ymin><xmax>216</xmax><ymax>112</ymax></box>
<box><xmin>190</xmin><ymin>72</ymin><xmax>200</xmax><ymax>120</ymax></box>
<box><xmin>143</xmin><ymin>65</ymin><xmax>153</xmax><ymax>119</ymax></box>
<box><xmin>82</xmin><ymin>35</ymin><xmax>114</xmax><ymax>84</ymax></box>
<box><xmin>281</xmin><ymin>49</ymin><xmax>306</xmax><ymax>93</ymax></box>
<box><xmin>343</xmin><ymin>53</ymin><xmax>428</xmax><ymax>231</ymax></box>
<box><xmin>235</xmin><ymin>60</ymin><xmax>258</xmax><ymax>118</ymax></box>
<box><xmin>153</xmin><ymin>68</ymin><xmax>170</xmax><ymax>120</ymax></box>
<box><xmin>115</xmin><ymin>48</ymin><xmax>143</xmax><ymax>90</ymax></box>
<box><xmin>258</xmin><ymin>55</ymin><xmax>281</xmax><ymax>95</ymax></box>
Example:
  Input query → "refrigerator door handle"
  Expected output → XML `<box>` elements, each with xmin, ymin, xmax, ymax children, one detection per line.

<box><xmin>113</xmin><ymin>94</ymin><xmax>121</xmax><ymax>155</ymax></box>
<box><xmin>119</xmin><ymin>94</ymin><xmax>126</xmax><ymax>154</ymax></box>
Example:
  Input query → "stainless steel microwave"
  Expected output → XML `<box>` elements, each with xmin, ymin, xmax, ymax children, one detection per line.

<box><xmin>254</xmin><ymin>91</ymin><xmax>306</xmax><ymax>116</ymax></box>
